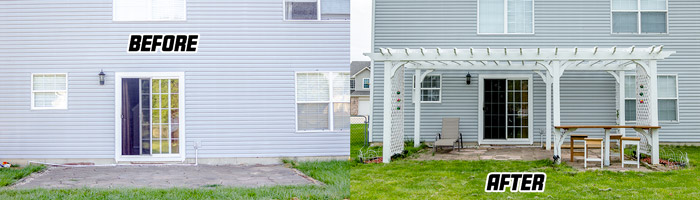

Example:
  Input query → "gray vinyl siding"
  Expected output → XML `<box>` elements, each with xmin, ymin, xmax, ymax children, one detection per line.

<box><xmin>0</xmin><ymin>0</ymin><xmax>349</xmax><ymax>159</ymax></box>
<box><xmin>371</xmin><ymin>0</ymin><xmax>700</xmax><ymax>143</ymax></box>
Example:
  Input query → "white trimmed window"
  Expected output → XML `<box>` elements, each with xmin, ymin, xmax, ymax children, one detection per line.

<box><xmin>478</xmin><ymin>0</ymin><xmax>534</xmax><ymax>34</ymax></box>
<box><xmin>414</xmin><ymin>75</ymin><xmax>442</xmax><ymax>103</ymax></box>
<box><xmin>113</xmin><ymin>0</ymin><xmax>186</xmax><ymax>21</ymax></box>
<box><xmin>31</xmin><ymin>74</ymin><xmax>68</xmax><ymax>110</ymax></box>
<box><xmin>363</xmin><ymin>78</ymin><xmax>370</xmax><ymax>89</ymax></box>
<box><xmin>350</xmin><ymin>79</ymin><xmax>355</xmax><ymax>90</ymax></box>
<box><xmin>296</xmin><ymin>72</ymin><xmax>350</xmax><ymax>132</ymax></box>
<box><xmin>612</xmin><ymin>0</ymin><xmax>667</xmax><ymax>33</ymax></box>
<box><xmin>625</xmin><ymin>75</ymin><xmax>677</xmax><ymax>122</ymax></box>
<box><xmin>284</xmin><ymin>0</ymin><xmax>350</xmax><ymax>21</ymax></box>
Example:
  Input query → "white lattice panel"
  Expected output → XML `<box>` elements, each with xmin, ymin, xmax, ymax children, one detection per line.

<box><xmin>636</xmin><ymin>65</ymin><xmax>652</xmax><ymax>154</ymax></box>
<box><xmin>390</xmin><ymin>66</ymin><xmax>405</xmax><ymax>155</ymax></box>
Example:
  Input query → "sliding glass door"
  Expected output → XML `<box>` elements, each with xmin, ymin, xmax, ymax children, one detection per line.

<box><xmin>122</xmin><ymin>78</ymin><xmax>179</xmax><ymax>156</ymax></box>
<box><xmin>482</xmin><ymin>78</ymin><xmax>529</xmax><ymax>141</ymax></box>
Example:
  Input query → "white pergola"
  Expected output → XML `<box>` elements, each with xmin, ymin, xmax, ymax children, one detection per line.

<box><xmin>364</xmin><ymin>46</ymin><xmax>674</xmax><ymax>163</ymax></box>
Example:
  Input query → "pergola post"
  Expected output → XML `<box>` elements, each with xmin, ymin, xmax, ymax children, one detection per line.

<box><xmin>534</xmin><ymin>70</ymin><xmax>553</xmax><ymax>150</ymax></box>
<box><xmin>545</xmin><ymin>75</ymin><xmax>553</xmax><ymax>150</ymax></box>
<box><xmin>382</xmin><ymin>61</ymin><xmax>394</xmax><ymax>163</ymax></box>
<box><xmin>618</xmin><ymin>70</ymin><xmax>626</xmax><ymax>136</ymax></box>
<box><xmin>550</xmin><ymin>62</ymin><xmax>563</xmax><ymax>161</ymax></box>
<box><xmin>648</xmin><ymin>60</ymin><xmax>660</xmax><ymax>164</ymax></box>
<box><xmin>552</xmin><ymin>62</ymin><xmax>562</xmax><ymax>134</ymax></box>
<box><xmin>413</xmin><ymin>69</ymin><xmax>422</xmax><ymax>147</ymax></box>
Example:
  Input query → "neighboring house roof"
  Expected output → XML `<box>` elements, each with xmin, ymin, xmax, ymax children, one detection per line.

<box><xmin>351</xmin><ymin>61</ymin><xmax>371</xmax><ymax>78</ymax></box>
<box><xmin>351</xmin><ymin>90</ymin><xmax>370</xmax><ymax>96</ymax></box>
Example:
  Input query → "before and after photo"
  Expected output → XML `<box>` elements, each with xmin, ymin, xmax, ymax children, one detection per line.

<box><xmin>2</xmin><ymin>0</ymin><xmax>700</xmax><ymax>199</ymax></box>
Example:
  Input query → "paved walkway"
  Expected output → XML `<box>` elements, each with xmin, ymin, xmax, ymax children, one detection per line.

<box><xmin>414</xmin><ymin>147</ymin><xmax>653</xmax><ymax>172</ymax></box>
<box><xmin>12</xmin><ymin>165</ymin><xmax>317</xmax><ymax>189</ymax></box>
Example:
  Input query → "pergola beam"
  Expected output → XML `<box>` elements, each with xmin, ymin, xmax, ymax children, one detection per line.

<box><xmin>365</xmin><ymin>47</ymin><xmax>673</xmax><ymax>61</ymax></box>
<box><xmin>404</xmin><ymin>62</ymin><xmax>637</xmax><ymax>71</ymax></box>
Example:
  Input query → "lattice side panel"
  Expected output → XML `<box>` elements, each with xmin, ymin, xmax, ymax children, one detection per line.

<box><xmin>636</xmin><ymin>65</ymin><xmax>652</xmax><ymax>154</ymax></box>
<box><xmin>390</xmin><ymin>66</ymin><xmax>405</xmax><ymax>155</ymax></box>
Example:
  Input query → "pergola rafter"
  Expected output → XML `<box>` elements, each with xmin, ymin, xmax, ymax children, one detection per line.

<box><xmin>365</xmin><ymin>46</ymin><xmax>674</xmax><ymax>164</ymax></box>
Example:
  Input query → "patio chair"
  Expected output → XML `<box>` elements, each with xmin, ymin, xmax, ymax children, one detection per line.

<box><xmin>584</xmin><ymin>138</ymin><xmax>604</xmax><ymax>168</ymax></box>
<box><xmin>570</xmin><ymin>134</ymin><xmax>588</xmax><ymax>162</ymax></box>
<box><xmin>610</xmin><ymin>134</ymin><xmax>623</xmax><ymax>160</ymax></box>
<box><xmin>620</xmin><ymin>137</ymin><xmax>641</xmax><ymax>168</ymax></box>
<box><xmin>434</xmin><ymin>118</ymin><xmax>463</xmax><ymax>153</ymax></box>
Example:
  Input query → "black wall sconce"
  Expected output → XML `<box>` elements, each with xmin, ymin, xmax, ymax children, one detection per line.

<box><xmin>98</xmin><ymin>70</ymin><xmax>105</xmax><ymax>85</ymax></box>
<box><xmin>466</xmin><ymin>72</ymin><xmax>472</xmax><ymax>85</ymax></box>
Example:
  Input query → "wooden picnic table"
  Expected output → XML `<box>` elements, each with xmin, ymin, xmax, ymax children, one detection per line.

<box><xmin>553</xmin><ymin>125</ymin><xmax>661</xmax><ymax>165</ymax></box>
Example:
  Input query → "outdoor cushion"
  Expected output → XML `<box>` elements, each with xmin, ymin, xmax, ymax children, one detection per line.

<box><xmin>440</xmin><ymin>118</ymin><xmax>460</xmax><ymax>139</ymax></box>
<box><xmin>434</xmin><ymin>139</ymin><xmax>457</xmax><ymax>146</ymax></box>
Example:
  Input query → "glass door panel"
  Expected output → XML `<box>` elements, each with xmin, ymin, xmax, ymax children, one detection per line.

<box><xmin>483</xmin><ymin>79</ymin><xmax>506</xmax><ymax>139</ymax></box>
<box><xmin>506</xmin><ymin>79</ymin><xmax>528</xmax><ymax>139</ymax></box>
<box><xmin>151</xmin><ymin>79</ymin><xmax>179</xmax><ymax>155</ymax></box>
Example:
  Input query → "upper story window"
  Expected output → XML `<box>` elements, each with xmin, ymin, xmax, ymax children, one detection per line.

<box><xmin>478</xmin><ymin>0</ymin><xmax>534</xmax><ymax>34</ymax></box>
<box><xmin>350</xmin><ymin>79</ymin><xmax>355</xmax><ymax>90</ymax></box>
<box><xmin>363</xmin><ymin>78</ymin><xmax>370</xmax><ymax>89</ymax></box>
<box><xmin>284</xmin><ymin>0</ymin><xmax>350</xmax><ymax>21</ymax></box>
<box><xmin>113</xmin><ymin>0</ymin><xmax>186</xmax><ymax>21</ymax></box>
<box><xmin>32</xmin><ymin>74</ymin><xmax>68</xmax><ymax>110</ymax></box>
<box><xmin>612</xmin><ymin>0</ymin><xmax>667</xmax><ymax>33</ymax></box>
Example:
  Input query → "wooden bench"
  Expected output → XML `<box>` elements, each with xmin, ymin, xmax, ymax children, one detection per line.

<box><xmin>553</xmin><ymin>125</ymin><xmax>661</xmax><ymax>165</ymax></box>
<box><xmin>570</xmin><ymin>134</ymin><xmax>588</xmax><ymax>162</ymax></box>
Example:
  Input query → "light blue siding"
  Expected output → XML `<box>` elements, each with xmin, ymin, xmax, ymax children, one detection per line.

<box><xmin>0</xmin><ymin>0</ymin><xmax>349</xmax><ymax>159</ymax></box>
<box><xmin>371</xmin><ymin>0</ymin><xmax>700</xmax><ymax>143</ymax></box>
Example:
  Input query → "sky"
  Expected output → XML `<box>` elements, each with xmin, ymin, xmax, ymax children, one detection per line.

<box><xmin>351</xmin><ymin>0</ymin><xmax>371</xmax><ymax>61</ymax></box>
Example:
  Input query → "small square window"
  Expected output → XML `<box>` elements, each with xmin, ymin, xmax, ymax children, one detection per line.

<box><xmin>417</xmin><ymin>75</ymin><xmax>441</xmax><ymax>103</ymax></box>
<box><xmin>32</xmin><ymin>74</ymin><xmax>68</xmax><ymax>109</ymax></box>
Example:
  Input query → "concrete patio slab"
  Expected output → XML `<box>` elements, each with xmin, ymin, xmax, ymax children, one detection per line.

<box><xmin>11</xmin><ymin>164</ymin><xmax>317</xmax><ymax>189</ymax></box>
<box><xmin>414</xmin><ymin>147</ymin><xmax>653</xmax><ymax>172</ymax></box>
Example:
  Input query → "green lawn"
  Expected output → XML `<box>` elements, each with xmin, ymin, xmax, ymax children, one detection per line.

<box><xmin>351</xmin><ymin>123</ymin><xmax>380</xmax><ymax>159</ymax></box>
<box><xmin>0</xmin><ymin>165</ymin><xmax>46</xmax><ymax>187</ymax></box>
<box><xmin>0</xmin><ymin>161</ymin><xmax>349</xmax><ymax>200</ymax></box>
<box><xmin>351</xmin><ymin>145</ymin><xmax>700</xmax><ymax>199</ymax></box>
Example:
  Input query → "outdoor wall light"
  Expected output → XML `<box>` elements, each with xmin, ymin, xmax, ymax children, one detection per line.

<box><xmin>98</xmin><ymin>70</ymin><xmax>105</xmax><ymax>85</ymax></box>
<box><xmin>466</xmin><ymin>72</ymin><xmax>472</xmax><ymax>85</ymax></box>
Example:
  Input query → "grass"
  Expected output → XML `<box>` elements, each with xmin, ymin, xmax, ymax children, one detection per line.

<box><xmin>0</xmin><ymin>161</ymin><xmax>349</xmax><ymax>200</ymax></box>
<box><xmin>351</xmin><ymin>145</ymin><xmax>700</xmax><ymax>199</ymax></box>
<box><xmin>351</xmin><ymin>123</ymin><xmax>377</xmax><ymax>159</ymax></box>
<box><xmin>351</xmin><ymin>123</ymin><xmax>425</xmax><ymax>162</ymax></box>
<box><xmin>0</xmin><ymin>165</ymin><xmax>46</xmax><ymax>187</ymax></box>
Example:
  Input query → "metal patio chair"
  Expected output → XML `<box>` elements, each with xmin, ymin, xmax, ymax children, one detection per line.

<box><xmin>434</xmin><ymin>118</ymin><xmax>463</xmax><ymax>153</ymax></box>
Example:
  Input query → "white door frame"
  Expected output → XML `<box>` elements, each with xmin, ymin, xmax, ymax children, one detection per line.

<box><xmin>478</xmin><ymin>74</ymin><xmax>533</xmax><ymax>145</ymax></box>
<box><xmin>114</xmin><ymin>72</ymin><xmax>186</xmax><ymax>162</ymax></box>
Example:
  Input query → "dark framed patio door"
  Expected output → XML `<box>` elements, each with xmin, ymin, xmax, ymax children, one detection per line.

<box><xmin>121</xmin><ymin>78</ymin><xmax>151</xmax><ymax>155</ymax></box>
<box><xmin>483</xmin><ymin>79</ymin><xmax>507</xmax><ymax>139</ymax></box>
<box><xmin>483</xmin><ymin>79</ymin><xmax>529</xmax><ymax>140</ymax></box>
